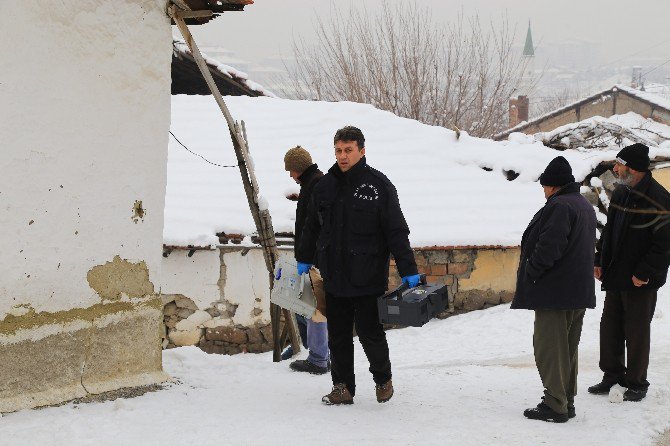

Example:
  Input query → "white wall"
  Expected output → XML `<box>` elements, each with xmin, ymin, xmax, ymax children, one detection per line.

<box><xmin>161</xmin><ymin>250</ymin><xmax>222</xmax><ymax>309</ymax></box>
<box><xmin>0</xmin><ymin>0</ymin><xmax>172</xmax><ymax>319</ymax></box>
<box><xmin>222</xmin><ymin>249</ymin><xmax>281</xmax><ymax>326</ymax></box>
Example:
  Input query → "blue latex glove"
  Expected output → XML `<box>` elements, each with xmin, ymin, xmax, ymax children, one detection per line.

<box><xmin>402</xmin><ymin>274</ymin><xmax>422</xmax><ymax>288</ymax></box>
<box><xmin>297</xmin><ymin>262</ymin><xmax>312</xmax><ymax>275</ymax></box>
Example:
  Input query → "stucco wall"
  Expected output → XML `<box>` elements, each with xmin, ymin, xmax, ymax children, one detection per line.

<box><xmin>0</xmin><ymin>1</ymin><xmax>172</xmax><ymax>412</ymax></box>
<box><xmin>390</xmin><ymin>247</ymin><xmax>520</xmax><ymax>314</ymax></box>
<box><xmin>160</xmin><ymin>247</ymin><xmax>280</xmax><ymax>354</ymax></box>
<box><xmin>652</xmin><ymin>168</ymin><xmax>670</xmax><ymax>191</ymax></box>
<box><xmin>161</xmin><ymin>246</ymin><xmax>520</xmax><ymax>354</ymax></box>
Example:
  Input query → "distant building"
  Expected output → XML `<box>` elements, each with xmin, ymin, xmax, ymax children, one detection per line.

<box><xmin>496</xmin><ymin>84</ymin><xmax>670</xmax><ymax>140</ymax></box>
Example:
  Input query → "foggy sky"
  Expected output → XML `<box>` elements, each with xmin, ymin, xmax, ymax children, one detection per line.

<box><xmin>187</xmin><ymin>0</ymin><xmax>670</xmax><ymax>73</ymax></box>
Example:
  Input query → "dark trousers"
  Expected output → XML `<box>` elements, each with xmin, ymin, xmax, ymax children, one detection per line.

<box><xmin>533</xmin><ymin>309</ymin><xmax>585</xmax><ymax>414</ymax></box>
<box><xmin>599</xmin><ymin>289</ymin><xmax>657</xmax><ymax>390</ymax></box>
<box><xmin>325</xmin><ymin>293</ymin><xmax>391</xmax><ymax>396</ymax></box>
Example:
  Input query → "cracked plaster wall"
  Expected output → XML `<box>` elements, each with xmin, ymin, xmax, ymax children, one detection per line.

<box><xmin>160</xmin><ymin>247</ymin><xmax>285</xmax><ymax>327</ymax></box>
<box><xmin>0</xmin><ymin>0</ymin><xmax>172</xmax><ymax>412</ymax></box>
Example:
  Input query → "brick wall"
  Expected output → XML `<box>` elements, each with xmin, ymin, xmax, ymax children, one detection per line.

<box><xmin>389</xmin><ymin>247</ymin><xmax>520</xmax><ymax>316</ymax></box>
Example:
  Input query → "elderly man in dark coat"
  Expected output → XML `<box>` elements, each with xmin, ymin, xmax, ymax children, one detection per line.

<box><xmin>589</xmin><ymin>143</ymin><xmax>670</xmax><ymax>402</ymax></box>
<box><xmin>512</xmin><ymin>156</ymin><xmax>597</xmax><ymax>423</ymax></box>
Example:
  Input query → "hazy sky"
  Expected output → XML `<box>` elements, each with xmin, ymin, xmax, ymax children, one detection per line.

<box><xmin>187</xmin><ymin>0</ymin><xmax>670</xmax><ymax>70</ymax></box>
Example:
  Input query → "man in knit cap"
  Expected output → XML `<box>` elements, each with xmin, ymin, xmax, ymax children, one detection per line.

<box><xmin>283</xmin><ymin>146</ymin><xmax>330</xmax><ymax>375</ymax></box>
<box><xmin>589</xmin><ymin>143</ymin><xmax>670</xmax><ymax>402</ymax></box>
<box><xmin>512</xmin><ymin>156</ymin><xmax>596</xmax><ymax>422</ymax></box>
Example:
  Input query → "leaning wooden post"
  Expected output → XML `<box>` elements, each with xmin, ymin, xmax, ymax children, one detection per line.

<box><xmin>169</xmin><ymin>4</ymin><xmax>300</xmax><ymax>361</ymax></box>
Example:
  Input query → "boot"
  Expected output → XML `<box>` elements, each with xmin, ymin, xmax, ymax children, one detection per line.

<box><xmin>623</xmin><ymin>388</ymin><xmax>647</xmax><ymax>402</ymax></box>
<box><xmin>375</xmin><ymin>379</ymin><xmax>394</xmax><ymax>403</ymax></box>
<box><xmin>523</xmin><ymin>402</ymin><xmax>569</xmax><ymax>423</ymax></box>
<box><xmin>322</xmin><ymin>383</ymin><xmax>354</xmax><ymax>405</ymax></box>
<box><xmin>587</xmin><ymin>381</ymin><xmax>615</xmax><ymax>395</ymax></box>
<box><xmin>289</xmin><ymin>359</ymin><xmax>328</xmax><ymax>375</ymax></box>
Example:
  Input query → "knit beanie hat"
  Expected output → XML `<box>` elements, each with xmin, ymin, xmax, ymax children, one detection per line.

<box><xmin>539</xmin><ymin>156</ymin><xmax>575</xmax><ymax>187</ymax></box>
<box><xmin>616</xmin><ymin>143</ymin><xmax>650</xmax><ymax>172</ymax></box>
<box><xmin>284</xmin><ymin>146</ymin><xmax>313</xmax><ymax>172</ymax></box>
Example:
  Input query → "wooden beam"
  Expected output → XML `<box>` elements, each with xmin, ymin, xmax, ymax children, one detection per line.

<box><xmin>170</xmin><ymin>3</ymin><xmax>300</xmax><ymax>362</ymax></box>
<box><xmin>173</xmin><ymin>10</ymin><xmax>213</xmax><ymax>19</ymax></box>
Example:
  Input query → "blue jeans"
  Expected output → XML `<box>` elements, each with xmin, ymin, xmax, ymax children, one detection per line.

<box><xmin>296</xmin><ymin>314</ymin><xmax>329</xmax><ymax>368</ymax></box>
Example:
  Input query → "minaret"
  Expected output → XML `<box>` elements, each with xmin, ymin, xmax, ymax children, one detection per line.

<box><xmin>520</xmin><ymin>20</ymin><xmax>535</xmax><ymax>96</ymax></box>
<box><xmin>509</xmin><ymin>21</ymin><xmax>534</xmax><ymax>127</ymax></box>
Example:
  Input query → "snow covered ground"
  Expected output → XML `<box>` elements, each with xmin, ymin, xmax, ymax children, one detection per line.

<box><xmin>2</xmin><ymin>284</ymin><xmax>669</xmax><ymax>445</ymax></box>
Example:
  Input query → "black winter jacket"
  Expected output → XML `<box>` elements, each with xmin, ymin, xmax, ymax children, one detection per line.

<box><xmin>294</xmin><ymin>164</ymin><xmax>323</xmax><ymax>256</ymax></box>
<box><xmin>296</xmin><ymin>157</ymin><xmax>418</xmax><ymax>298</ymax></box>
<box><xmin>596</xmin><ymin>172</ymin><xmax>670</xmax><ymax>291</ymax></box>
<box><xmin>512</xmin><ymin>183</ymin><xmax>597</xmax><ymax>310</ymax></box>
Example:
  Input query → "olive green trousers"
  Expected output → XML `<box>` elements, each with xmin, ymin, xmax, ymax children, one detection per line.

<box><xmin>533</xmin><ymin>309</ymin><xmax>586</xmax><ymax>414</ymax></box>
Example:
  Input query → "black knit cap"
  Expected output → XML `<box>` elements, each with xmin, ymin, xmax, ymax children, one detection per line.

<box><xmin>616</xmin><ymin>143</ymin><xmax>650</xmax><ymax>172</ymax></box>
<box><xmin>539</xmin><ymin>156</ymin><xmax>575</xmax><ymax>187</ymax></box>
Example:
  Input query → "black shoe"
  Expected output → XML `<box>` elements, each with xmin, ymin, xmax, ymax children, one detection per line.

<box><xmin>623</xmin><ymin>388</ymin><xmax>647</xmax><ymax>402</ymax></box>
<box><xmin>281</xmin><ymin>346</ymin><xmax>294</xmax><ymax>361</ymax></box>
<box><xmin>523</xmin><ymin>402</ymin><xmax>569</xmax><ymax>423</ymax></box>
<box><xmin>568</xmin><ymin>406</ymin><xmax>576</xmax><ymax>419</ymax></box>
<box><xmin>289</xmin><ymin>359</ymin><xmax>328</xmax><ymax>375</ymax></box>
<box><xmin>587</xmin><ymin>381</ymin><xmax>614</xmax><ymax>395</ymax></box>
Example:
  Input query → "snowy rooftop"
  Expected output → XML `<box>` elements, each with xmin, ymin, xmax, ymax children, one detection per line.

<box><xmin>618</xmin><ymin>84</ymin><xmax>670</xmax><ymax>113</ymax></box>
<box><xmin>165</xmin><ymin>96</ymin><xmax>670</xmax><ymax>248</ymax></box>
<box><xmin>172</xmin><ymin>39</ymin><xmax>276</xmax><ymax>98</ymax></box>
<box><xmin>495</xmin><ymin>84</ymin><xmax>670</xmax><ymax>140</ymax></box>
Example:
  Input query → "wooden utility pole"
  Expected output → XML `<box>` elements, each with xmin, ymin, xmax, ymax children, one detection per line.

<box><xmin>169</xmin><ymin>3</ymin><xmax>300</xmax><ymax>361</ymax></box>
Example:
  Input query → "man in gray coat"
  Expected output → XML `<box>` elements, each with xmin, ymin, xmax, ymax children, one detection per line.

<box><xmin>512</xmin><ymin>156</ymin><xmax>597</xmax><ymax>423</ymax></box>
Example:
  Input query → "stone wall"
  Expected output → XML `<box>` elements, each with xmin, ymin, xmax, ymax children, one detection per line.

<box><xmin>160</xmin><ymin>247</ymin><xmax>279</xmax><ymax>355</ymax></box>
<box><xmin>161</xmin><ymin>245</ymin><xmax>521</xmax><ymax>355</ymax></box>
<box><xmin>389</xmin><ymin>247</ymin><xmax>520</xmax><ymax>316</ymax></box>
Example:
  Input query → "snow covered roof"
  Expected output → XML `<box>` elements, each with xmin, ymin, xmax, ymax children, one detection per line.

<box><xmin>618</xmin><ymin>84</ymin><xmax>670</xmax><ymax>113</ymax></box>
<box><xmin>494</xmin><ymin>85</ymin><xmax>670</xmax><ymax>140</ymax></box>
<box><xmin>172</xmin><ymin>39</ymin><xmax>275</xmax><ymax>97</ymax></box>
<box><xmin>165</xmin><ymin>96</ymin><xmax>670</xmax><ymax>249</ymax></box>
<box><xmin>535</xmin><ymin>112</ymin><xmax>670</xmax><ymax>151</ymax></box>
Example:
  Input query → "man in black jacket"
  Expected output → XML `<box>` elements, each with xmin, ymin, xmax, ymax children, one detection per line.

<box><xmin>512</xmin><ymin>156</ymin><xmax>596</xmax><ymax>423</ymax></box>
<box><xmin>283</xmin><ymin>146</ymin><xmax>329</xmax><ymax>375</ymax></box>
<box><xmin>589</xmin><ymin>143</ymin><xmax>670</xmax><ymax>402</ymax></box>
<box><xmin>296</xmin><ymin>126</ymin><xmax>419</xmax><ymax>405</ymax></box>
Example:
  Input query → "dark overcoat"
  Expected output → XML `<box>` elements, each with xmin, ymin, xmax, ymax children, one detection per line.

<box><xmin>512</xmin><ymin>183</ymin><xmax>597</xmax><ymax>310</ymax></box>
<box><xmin>294</xmin><ymin>163</ymin><xmax>323</xmax><ymax>256</ymax></box>
<box><xmin>296</xmin><ymin>157</ymin><xmax>417</xmax><ymax>298</ymax></box>
<box><xmin>596</xmin><ymin>172</ymin><xmax>670</xmax><ymax>291</ymax></box>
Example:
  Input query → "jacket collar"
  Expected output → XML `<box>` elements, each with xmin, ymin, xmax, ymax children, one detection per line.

<box><xmin>298</xmin><ymin>163</ymin><xmax>319</xmax><ymax>185</ymax></box>
<box><xmin>329</xmin><ymin>156</ymin><xmax>368</xmax><ymax>183</ymax></box>
<box><xmin>617</xmin><ymin>171</ymin><xmax>652</xmax><ymax>204</ymax></box>
<box><xmin>546</xmin><ymin>182</ymin><xmax>580</xmax><ymax>202</ymax></box>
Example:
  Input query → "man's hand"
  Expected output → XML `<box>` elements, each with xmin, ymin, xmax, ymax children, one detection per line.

<box><xmin>632</xmin><ymin>275</ymin><xmax>649</xmax><ymax>287</ymax></box>
<box><xmin>402</xmin><ymin>274</ymin><xmax>422</xmax><ymax>288</ymax></box>
<box><xmin>594</xmin><ymin>266</ymin><xmax>602</xmax><ymax>281</ymax></box>
<box><xmin>297</xmin><ymin>262</ymin><xmax>312</xmax><ymax>275</ymax></box>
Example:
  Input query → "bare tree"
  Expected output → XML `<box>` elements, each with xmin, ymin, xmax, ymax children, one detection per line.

<box><xmin>286</xmin><ymin>3</ymin><xmax>526</xmax><ymax>138</ymax></box>
<box><xmin>530</xmin><ymin>87</ymin><xmax>581</xmax><ymax>120</ymax></box>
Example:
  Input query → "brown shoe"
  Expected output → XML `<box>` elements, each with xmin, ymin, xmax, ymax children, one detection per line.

<box><xmin>322</xmin><ymin>383</ymin><xmax>354</xmax><ymax>405</ymax></box>
<box><xmin>376</xmin><ymin>379</ymin><xmax>394</xmax><ymax>403</ymax></box>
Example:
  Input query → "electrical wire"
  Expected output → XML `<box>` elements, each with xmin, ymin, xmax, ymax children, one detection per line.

<box><xmin>600</xmin><ymin>38</ymin><xmax>670</xmax><ymax>68</ymax></box>
<box><xmin>642</xmin><ymin>56</ymin><xmax>670</xmax><ymax>77</ymax></box>
<box><xmin>169</xmin><ymin>131</ymin><xmax>238</xmax><ymax>168</ymax></box>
